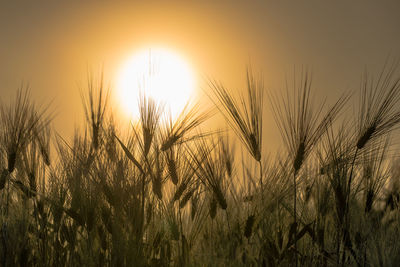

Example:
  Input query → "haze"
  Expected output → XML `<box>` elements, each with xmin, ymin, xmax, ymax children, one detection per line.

<box><xmin>1</xmin><ymin>0</ymin><xmax>400</xmax><ymax>143</ymax></box>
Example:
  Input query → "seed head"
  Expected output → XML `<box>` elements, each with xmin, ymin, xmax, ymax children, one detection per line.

<box><xmin>7</xmin><ymin>151</ymin><xmax>17</xmax><ymax>173</ymax></box>
<box><xmin>357</xmin><ymin>125</ymin><xmax>376</xmax><ymax>150</ymax></box>
<box><xmin>168</xmin><ymin>158</ymin><xmax>178</xmax><ymax>185</ymax></box>
<box><xmin>209</xmin><ymin>198</ymin><xmax>217</xmax><ymax>219</ymax></box>
<box><xmin>179</xmin><ymin>189</ymin><xmax>194</xmax><ymax>209</ymax></box>
<box><xmin>293</xmin><ymin>142</ymin><xmax>305</xmax><ymax>174</ymax></box>
<box><xmin>244</xmin><ymin>214</ymin><xmax>255</xmax><ymax>239</ymax></box>
<box><xmin>0</xmin><ymin>169</ymin><xmax>8</xmax><ymax>190</ymax></box>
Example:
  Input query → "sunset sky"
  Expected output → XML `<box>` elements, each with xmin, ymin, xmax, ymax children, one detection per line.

<box><xmin>1</xmin><ymin>0</ymin><xmax>400</xmax><ymax>142</ymax></box>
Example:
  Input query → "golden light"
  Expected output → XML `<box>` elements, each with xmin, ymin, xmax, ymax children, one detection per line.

<box><xmin>117</xmin><ymin>48</ymin><xmax>196</xmax><ymax>119</ymax></box>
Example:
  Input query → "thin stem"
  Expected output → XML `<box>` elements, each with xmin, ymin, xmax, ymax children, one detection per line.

<box><xmin>225</xmin><ymin>209</ymin><xmax>231</xmax><ymax>233</ymax></box>
<box><xmin>341</xmin><ymin>148</ymin><xmax>359</xmax><ymax>265</ymax></box>
<box><xmin>259</xmin><ymin>160</ymin><xmax>263</xmax><ymax>202</ymax></box>
<box><xmin>6</xmin><ymin>177</ymin><xmax>10</xmax><ymax>217</ymax></box>
<box><xmin>178</xmin><ymin>208</ymin><xmax>185</xmax><ymax>265</ymax></box>
<box><xmin>293</xmin><ymin>170</ymin><xmax>298</xmax><ymax>267</ymax></box>
<box><xmin>346</xmin><ymin>148</ymin><xmax>359</xmax><ymax>212</ymax></box>
<box><xmin>140</xmin><ymin>173</ymin><xmax>145</xmax><ymax>240</ymax></box>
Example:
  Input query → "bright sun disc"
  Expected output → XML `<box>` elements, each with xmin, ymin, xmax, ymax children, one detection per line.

<box><xmin>117</xmin><ymin>48</ymin><xmax>195</xmax><ymax>119</ymax></box>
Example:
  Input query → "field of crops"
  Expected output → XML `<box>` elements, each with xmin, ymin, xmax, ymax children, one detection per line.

<box><xmin>1</xmin><ymin>65</ymin><xmax>400</xmax><ymax>266</ymax></box>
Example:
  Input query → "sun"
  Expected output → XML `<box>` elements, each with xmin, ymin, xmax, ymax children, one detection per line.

<box><xmin>117</xmin><ymin>48</ymin><xmax>196</xmax><ymax>119</ymax></box>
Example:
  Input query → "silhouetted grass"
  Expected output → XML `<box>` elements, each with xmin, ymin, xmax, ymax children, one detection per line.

<box><xmin>1</xmin><ymin>64</ymin><xmax>400</xmax><ymax>266</ymax></box>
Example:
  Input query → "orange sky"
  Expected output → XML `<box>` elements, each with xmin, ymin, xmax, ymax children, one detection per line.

<box><xmin>1</xmin><ymin>0</ymin><xmax>400</xmax><ymax>145</ymax></box>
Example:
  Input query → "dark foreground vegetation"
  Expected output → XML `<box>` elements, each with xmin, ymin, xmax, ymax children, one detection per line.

<box><xmin>1</xmin><ymin>63</ymin><xmax>400</xmax><ymax>266</ymax></box>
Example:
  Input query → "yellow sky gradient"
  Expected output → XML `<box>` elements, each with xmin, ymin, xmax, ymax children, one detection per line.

<box><xmin>1</xmin><ymin>0</ymin><xmax>400</xmax><ymax>148</ymax></box>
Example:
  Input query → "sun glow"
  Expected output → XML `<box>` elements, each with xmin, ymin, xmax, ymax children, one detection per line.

<box><xmin>117</xmin><ymin>48</ymin><xmax>196</xmax><ymax>119</ymax></box>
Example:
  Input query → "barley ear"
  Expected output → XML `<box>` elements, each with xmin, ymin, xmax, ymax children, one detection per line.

<box><xmin>244</xmin><ymin>214</ymin><xmax>255</xmax><ymax>239</ymax></box>
<box><xmin>167</xmin><ymin>158</ymin><xmax>179</xmax><ymax>185</ymax></box>
<box><xmin>179</xmin><ymin>189</ymin><xmax>194</xmax><ymax>209</ymax></box>
<box><xmin>209</xmin><ymin>198</ymin><xmax>217</xmax><ymax>219</ymax></box>
<box><xmin>356</xmin><ymin>125</ymin><xmax>376</xmax><ymax>149</ymax></box>
<box><xmin>0</xmin><ymin>169</ymin><xmax>8</xmax><ymax>190</ymax></box>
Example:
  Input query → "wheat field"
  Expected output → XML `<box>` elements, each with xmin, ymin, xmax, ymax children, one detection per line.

<box><xmin>1</xmin><ymin>64</ymin><xmax>400</xmax><ymax>266</ymax></box>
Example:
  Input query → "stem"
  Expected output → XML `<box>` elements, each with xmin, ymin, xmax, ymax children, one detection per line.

<box><xmin>293</xmin><ymin>170</ymin><xmax>298</xmax><ymax>267</ymax></box>
<box><xmin>341</xmin><ymin>148</ymin><xmax>358</xmax><ymax>265</ymax></box>
<box><xmin>346</xmin><ymin>148</ymin><xmax>359</xmax><ymax>214</ymax></box>
<box><xmin>259</xmin><ymin>160</ymin><xmax>263</xmax><ymax>202</ymax></box>
<box><xmin>140</xmin><ymin>173</ymin><xmax>145</xmax><ymax>241</ymax></box>
<box><xmin>336</xmin><ymin>228</ymin><xmax>340</xmax><ymax>265</ymax></box>
<box><xmin>225</xmin><ymin>209</ymin><xmax>231</xmax><ymax>233</ymax></box>
<box><xmin>6</xmin><ymin>176</ymin><xmax>10</xmax><ymax>217</ymax></box>
<box><xmin>178</xmin><ymin>208</ymin><xmax>185</xmax><ymax>265</ymax></box>
<box><xmin>1</xmin><ymin>223</ymin><xmax>7</xmax><ymax>267</ymax></box>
